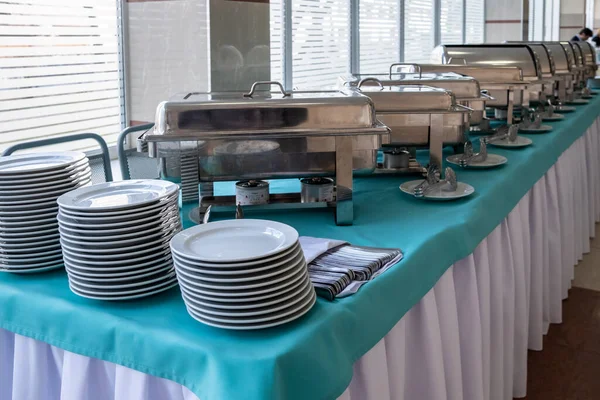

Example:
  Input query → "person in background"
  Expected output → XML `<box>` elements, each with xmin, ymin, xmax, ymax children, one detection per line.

<box><xmin>592</xmin><ymin>29</ymin><xmax>600</xmax><ymax>48</ymax></box>
<box><xmin>572</xmin><ymin>28</ymin><xmax>593</xmax><ymax>41</ymax></box>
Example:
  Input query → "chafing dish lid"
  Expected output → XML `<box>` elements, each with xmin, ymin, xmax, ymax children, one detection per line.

<box><xmin>148</xmin><ymin>82</ymin><xmax>389</xmax><ymax>141</ymax></box>
<box><xmin>353</xmin><ymin>83</ymin><xmax>459</xmax><ymax>112</ymax></box>
<box><xmin>431</xmin><ymin>44</ymin><xmax>542</xmax><ymax>81</ymax></box>
<box><xmin>340</xmin><ymin>73</ymin><xmax>482</xmax><ymax>99</ymax></box>
<box><xmin>412</xmin><ymin>64</ymin><xmax>525</xmax><ymax>84</ymax></box>
<box><xmin>539</xmin><ymin>42</ymin><xmax>570</xmax><ymax>73</ymax></box>
<box><xmin>569</xmin><ymin>42</ymin><xmax>585</xmax><ymax>66</ymax></box>
<box><xmin>574</xmin><ymin>41</ymin><xmax>596</xmax><ymax>65</ymax></box>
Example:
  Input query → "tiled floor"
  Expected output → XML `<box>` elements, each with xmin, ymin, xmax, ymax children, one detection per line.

<box><xmin>522</xmin><ymin>224</ymin><xmax>600</xmax><ymax>400</ymax></box>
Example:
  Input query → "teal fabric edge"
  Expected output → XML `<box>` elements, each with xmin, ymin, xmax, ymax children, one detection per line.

<box><xmin>0</xmin><ymin>95</ymin><xmax>599</xmax><ymax>400</ymax></box>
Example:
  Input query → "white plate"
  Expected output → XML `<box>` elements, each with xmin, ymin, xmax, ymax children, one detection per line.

<box><xmin>178</xmin><ymin>262</ymin><xmax>307</xmax><ymax>299</ymax></box>
<box><xmin>172</xmin><ymin>243</ymin><xmax>302</xmax><ymax>275</ymax></box>
<box><xmin>69</xmin><ymin>279</ymin><xmax>178</xmax><ymax>301</ymax></box>
<box><xmin>58</xmin><ymin>221</ymin><xmax>179</xmax><ymax>242</ymax></box>
<box><xmin>1</xmin><ymin>216</ymin><xmax>57</xmax><ymax>227</ymax></box>
<box><xmin>0</xmin><ymin>232</ymin><xmax>59</xmax><ymax>244</ymax></box>
<box><xmin>519</xmin><ymin>124</ymin><xmax>552</xmax><ymax>133</ymax></box>
<box><xmin>541</xmin><ymin>114</ymin><xmax>564</xmax><ymax>121</ymax></box>
<box><xmin>0</xmin><ymin>257</ymin><xmax>64</xmax><ymax>269</ymax></box>
<box><xmin>0</xmin><ymin>170</ymin><xmax>91</xmax><ymax>194</ymax></box>
<box><xmin>59</xmin><ymin>225</ymin><xmax>179</xmax><ymax>249</ymax></box>
<box><xmin>60</xmin><ymin>235</ymin><xmax>173</xmax><ymax>255</ymax></box>
<box><xmin>0</xmin><ymin>247</ymin><xmax>62</xmax><ymax>258</ymax></box>
<box><xmin>170</xmin><ymin>219</ymin><xmax>299</xmax><ymax>263</ymax></box>
<box><xmin>0</xmin><ymin>152</ymin><xmax>85</xmax><ymax>175</ymax></box>
<box><xmin>0</xmin><ymin>206</ymin><xmax>58</xmax><ymax>217</ymax></box>
<box><xmin>186</xmin><ymin>290</ymin><xmax>316</xmax><ymax>330</ymax></box>
<box><xmin>0</xmin><ymin>161</ymin><xmax>89</xmax><ymax>183</ymax></box>
<box><xmin>181</xmin><ymin>274</ymin><xmax>310</xmax><ymax>306</ymax></box>
<box><xmin>182</xmin><ymin>278</ymin><xmax>312</xmax><ymax>316</ymax></box>
<box><xmin>57</xmin><ymin>208</ymin><xmax>179</xmax><ymax>231</ymax></box>
<box><xmin>1</xmin><ymin>221</ymin><xmax>58</xmax><ymax>233</ymax></box>
<box><xmin>174</xmin><ymin>250</ymin><xmax>305</xmax><ymax>283</ymax></box>
<box><xmin>69</xmin><ymin>275</ymin><xmax>178</xmax><ymax>296</ymax></box>
<box><xmin>0</xmin><ymin>210</ymin><xmax>58</xmax><ymax>222</ymax></box>
<box><xmin>0</xmin><ymin>240</ymin><xmax>60</xmax><ymax>250</ymax></box>
<box><xmin>57</xmin><ymin>180</ymin><xmax>179</xmax><ymax>212</ymax></box>
<box><xmin>0</xmin><ymin>168</ymin><xmax>91</xmax><ymax>190</ymax></box>
<box><xmin>61</xmin><ymin>244</ymin><xmax>171</xmax><ymax>264</ymax></box>
<box><xmin>446</xmin><ymin>153</ymin><xmax>508</xmax><ymax>169</ymax></box>
<box><xmin>487</xmin><ymin>135</ymin><xmax>533</xmax><ymax>148</ymax></box>
<box><xmin>399</xmin><ymin>180</ymin><xmax>475</xmax><ymax>201</ymax></box>
<box><xmin>0</xmin><ymin>199</ymin><xmax>58</xmax><ymax>211</ymax></box>
<box><xmin>0</xmin><ymin>254</ymin><xmax>63</xmax><ymax>266</ymax></box>
<box><xmin>68</xmin><ymin>269</ymin><xmax>176</xmax><ymax>290</ymax></box>
<box><xmin>58</xmin><ymin>193</ymin><xmax>179</xmax><ymax>218</ymax></box>
<box><xmin>0</xmin><ymin>226</ymin><xmax>58</xmax><ymax>238</ymax></box>
<box><xmin>1</xmin><ymin>264</ymin><xmax>64</xmax><ymax>274</ymax></box>
<box><xmin>65</xmin><ymin>260</ymin><xmax>173</xmax><ymax>280</ymax></box>
<box><xmin>0</xmin><ymin>179</ymin><xmax>90</xmax><ymax>205</ymax></box>
<box><xmin>62</xmin><ymin>248</ymin><xmax>172</xmax><ymax>269</ymax></box>
<box><xmin>59</xmin><ymin>198</ymin><xmax>178</xmax><ymax>223</ymax></box>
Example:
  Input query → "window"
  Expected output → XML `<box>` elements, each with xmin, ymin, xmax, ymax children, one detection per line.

<box><xmin>464</xmin><ymin>0</ymin><xmax>484</xmax><ymax>43</ymax></box>
<box><xmin>404</xmin><ymin>0</ymin><xmax>435</xmax><ymax>63</ymax></box>
<box><xmin>291</xmin><ymin>0</ymin><xmax>350</xmax><ymax>89</ymax></box>
<box><xmin>440</xmin><ymin>0</ymin><xmax>464</xmax><ymax>44</ymax></box>
<box><xmin>0</xmin><ymin>0</ymin><xmax>124</xmax><ymax>153</ymax></box>
<box><xmin>270</xmin><ymin>0</ymin><xmax>284</xmax><ymax>84</ymax></box>
<box><xmin>359</xmin><ymin>0</ymin><xmax>400</xmax><ymax>73</ymax></box>
<box><xmin>529</xmin><ymin>0</ymin><xmax>544</xmax><ymax>41</ymax></box>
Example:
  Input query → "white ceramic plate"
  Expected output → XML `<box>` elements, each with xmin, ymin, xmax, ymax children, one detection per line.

<box><xmin>0</xmin><ymin>152</ymin><xmax>85</xmax><ymax>175</ymax></box>
<box><xmin>0</xmin><ymin>257</ymin><xmax>64</xmax><ymax>269</ymax></box>
<box><xmin>69</xmin><ymin>275</ymin><xmax>178</xmax><ymax>296</ymax></box>
<box><xmin>0</xmin><ymin>254</ymin><xmax>63</xmax><ymax>266</ymax></box>
<box><xmin>0</xmin><ymin>247</ymin><xmax>62</xmax><ymax>258</ymax></box>
<box><xmin>542</xmin><ymin>114</ymin><xmax>565</xmax><ymax>121</ymax></box>
<box><xmin>58</xmin><ymin>221</ymin><xmax>179</xmax><ymax>242</ymax></box>
<box><xmin>0</xmin><ymin>199</ymin><xmax>58</xmax><ymax>211</ymax></box>
<box><xmin>59</xmin><ymin>199</ymin><xmax>178</xmax><ymax>223</ymax></box>
<box><xmin>399</xmin><ymin>180</ymin><xmax>475</xmax><ymax>201</ymax></box>
<box><xmin>0</xmin><ymin>232</ymin><xmax>59</xmax><ymax>244</ymax></box>
<box><xmin>0</xmin><ymin>206</ymin><xmax>59</xmax><ymax>218</ymax></box>
<box><xmin>519</xmin><ymin>124</ymin><xmax>552</xmax><ymax>133</ymax></box>
<box><xmin>1</xmin><ymin>264</ymin><xmax>64</xmax><ymax>274</ymax></box>
<box><xmin>487</xmin><ymin>135</ymin><xmax>533</xmax><ymax>148</ymax></box>
<box><xmin>57</xmin><ymin>208</ymin><xmax>180</xmax><ymax>231</ymax></box>
<box><xmin>0</xmin><ymin>210</ymin><xmax>57</xmax><ymax>222</ymax></box>
<box><xmin>171</xmin><ymin>241</ymin><xmax>301</xmax><ymax>270</ymax></box>
<box><xmin>181</xmin><ymin>278</ymin><xmax>312</xmax><ymax>315</ymax></box>
<box><xmin>65</xmin><ymin>260</ymin><xmax>173</xmax><ymax>280</ymax></box>
<box><xmin>170</xmin><ymin>219</ymin><xmax>299</xmax><ymax>263</ymax></box>
<box><xmin>62</xmin><ymin>249</ymin><xmax>172</xmax><ymax>269</ymax></box>
<box><xmin>0</xmin><ymin>226</ymin><xmax>58</xmax><ymax>238</ymax></box>
<box><xmin>446</xmin><ymin>153</ymin><xmax>508</xmax><ymax>169</ymax></box>
<box><xmin>0</xmin><ymin>179</ymin><xmax>90</xmax><ymax>205</ymax></box>
<box><xmin>0</xmin><ymin>159</ymin><xmax>89</xmax><ymax>183</ymax></box>
<box><xmin>60</xmin><ymin>235</ymin><xmax>173</xmax><ymax>255</ymax></box>
<box><xmin>59</xmin><ymin>225</ymin><xmax>179</xmax><ymax>249</ymax></box>
<box><xmin>68</xmin><ymin>269</ymin><xmax>176</xmax><ymax>290</ymax></box>
<box><xmin>0</xmin><ymin>240</ymin><xmax>60</xmax><ymax>250</ymax></box>
<box><xmin>174</xmin><ymin>251</ymin><xmax>305</xmax><ymax>283</ymax></box>
<box><xmin>0</xmin><ymin>221</ymin><xmax>58</xmax><ymax>233</ymax></box>
<box><xmin>58</xmin><ymin>193</ymin><xmax>179</xmax><ymax>218</ymax></box>
<box><xmin>69</xmin><ymin>279</ymin><xmax>178</xmax><ymax>301</ymax></box>
<box><xmin>178</xmin><ymin>262</ymin><xmax>307</xmax><ymax>299</ymax></box>
<box><xmin>57</xmin><ymin>180</ymin><xmax>179</xmax><ymax>212</ymax></box>
<box><xmin>0</xmin><ymin>166</ymin><xmax>91</xmax><ymax>189</ymax></box>
<box><xmin>0</xmin><ymin>169</ymin><xmax>91</xmax><ymax>193</ymax></box>
<box><xmin>185</xmin><ymin>290</ymin><xmax>316</xmax><ymax>330</ymax></box>
<box><xmin>1</xmin><ymin>216</ymin><xmax>57</xmax><ymax>227</ymax></box>
<box><xmin>61</xmin><ymin>244</ymin><xmax>171</xmax><ymax>264</ymax></box>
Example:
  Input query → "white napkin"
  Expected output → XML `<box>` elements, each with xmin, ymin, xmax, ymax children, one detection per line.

<box><xmin>299</xmin><ymin>236</ymin><xmax>348</xmax><ymax>264</ymax></box>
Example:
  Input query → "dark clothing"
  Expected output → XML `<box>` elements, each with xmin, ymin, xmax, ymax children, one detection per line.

<box><xmin>571</xmin><ymin>35</ymin><xmax>581</xmax><ymax>41</ymax></box>
<box><xmin>593</xmin><ymin>36</ymin><xmax>600</xmax><ymax>47</ymax></box>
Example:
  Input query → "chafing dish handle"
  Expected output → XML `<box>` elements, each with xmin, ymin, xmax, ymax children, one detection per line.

<box><xmin>454</xmin><ymin>104</ymin><xmax>474</xmax><ymax>113</ymax></box>
<box><xmin>389</xmin><ymin>63</ymin><xmax>422</xmax><ymax>78</ymax></box>
<box><xmin>358</xmin><ymin>77</ymin><xmax>385</xmax><ymax>90</ymax></box>
<box><xmin>447</xmin><ymin>57</ymin><xmax>467</xmax><ymax>65</ymax></box>
<box><xmin>243</xmin><ymin>81</ymin><xmax>290</xmax><ymax>97</ymax></box>
<box><xmin>480</xmin><ymin>90</ymin><xmax>496</xmax><ymax>101</ymax></box>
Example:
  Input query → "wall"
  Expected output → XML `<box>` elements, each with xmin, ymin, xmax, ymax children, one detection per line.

<box><xmin>485</xmin><ymin>0</ymin><xmax>526</xmax><ymax>42</ymax></box>
<box><xmin>560</xmin><ymin>0</ymin><xmax>586</xmax><ymax>40</ymax></box>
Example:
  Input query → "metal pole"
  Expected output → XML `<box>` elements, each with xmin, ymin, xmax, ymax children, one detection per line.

<box><xmin>521</xmin><ymin>0</ymin><xmax>530</xmax><ymax>41</ymax></box>
<box><xmin>283</xmin><ymin>0</ymin><xmax>293</xmax><ymax>91</ymax></box>
<box><xmin>350</xmin><ymin>0</ymin><xmax>360</xmax><ymax>74</ymax></box>
<box><xmin>399</xmin><ymin>0</ymin><xmax>405</xmax><ymax>61</ymax></box>
<box><xmin>434</xmin><ymin>0</ymin><xmax>441</xmax><ymax>46</ymax></box>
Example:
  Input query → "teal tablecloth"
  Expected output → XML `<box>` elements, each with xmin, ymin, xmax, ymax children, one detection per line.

<box><xmin>2</xmin><ymin>96</ymin><xmax>600</xmax><ymax>400</ymax></box>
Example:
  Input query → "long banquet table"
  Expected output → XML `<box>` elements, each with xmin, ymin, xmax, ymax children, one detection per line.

<box><xmin>2</xmin><ymin>95</ymin><xmax>600</xmax><ymax>400</ymax></box>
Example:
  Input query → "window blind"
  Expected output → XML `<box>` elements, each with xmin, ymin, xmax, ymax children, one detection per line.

<box><xmin>464</xmin><ymin>0</ymin><xmax>484</xmax><ymax>43</ymax></box>
<box><xmin>529</xmin><ymin>0</ymin><xmax>544</xmax><ymax>41</ymax></box>
<box><xmin>270</xmin><ymin>0</ymin><xmax>284</xmax><ymax>84</ymax></box>
<box><xmin>404</xmin><ymin>0</ymin><xmax>435</xmax><ymax>63</ymax></box>
<box><xmin>440</xmin><ymin>0</ymin><xmax>463</xmax><ymax>44</ymax></box>
<box><xmin>0</xmin><ymin>0</ymin><xmax>124</xmax><ymax>153</ymax></box>
<box><xmin>359</xmin><ymin>0</ymin><xmax>400</xmax><ymax>72</ymax></box>
<box><xmin>291</xmin><ymin>0</ymin><xmax>350</xmax><ymax>89</ymax></box>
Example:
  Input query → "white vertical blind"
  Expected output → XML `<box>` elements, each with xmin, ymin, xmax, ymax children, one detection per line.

<box><xmin>464</xmin><ymin>0</ymin><xmax>484</xmax><ymax>43</ymax></box>
<box><xmin>404</xmin><ymin>0</ymin><xmax>435</xmax><ymax>62</ymax></box>
<box><xmin>0</xmin><ymin>0</ymin><xmax>124</xmax><ymax>152</ymax></box>
<box><xmin>270</xmin><ymin>0</ymin><xmax>284</xmax><ymax>84</ymax></box>
<box><xmin>440</xmin><ymin>0</ymin><xmax>464</xmax><ymax>44</ymax></box>
<box><xmin>545</xmin><ymin>0</ymin><xmax>560</xmax><ymax>41</ymax></box>
<box><xmin>359</xmin><ymin>0</ymin><xmax>400</xmax><ymax>72</ymax></box>
<box><xmin>290</xmin><ymin>0</ymin><xmax>350</xmax><ymax>89</ymax></box>
<box><xmin>529</xmin><ymin>0</ymin><xmax>545</xmax><ymax>41</ymax></box>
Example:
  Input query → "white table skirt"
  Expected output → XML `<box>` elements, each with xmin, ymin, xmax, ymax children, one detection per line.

<box><xmin>1</xmin><ymin>119</ymin><xmax>599</xmax><ymax>400</ymax></box>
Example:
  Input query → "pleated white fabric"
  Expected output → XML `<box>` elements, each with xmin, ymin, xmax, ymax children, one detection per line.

<box><xmin>1</xmin><ymin>119</ymin><xmax>599</xmax><ymax>400</ymax></box>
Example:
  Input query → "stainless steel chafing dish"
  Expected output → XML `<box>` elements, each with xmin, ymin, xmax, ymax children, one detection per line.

<box><xmin>348</xmin><ymin>80</ymin><xmax>471</xmax><ymax>171</ymax></box>
<box><xmin>392</xmin><ymin>63</ymin><xmax>526</xmax><ymax>124</ymax></box>
<box><xmin>431</xmin><ymin>44</ymin><xmax>550</xmax><ymax>109</ymax></box>
<box><xmin>573</xmin><ymin>41</ymin><xmax>597</xmax><ymax>79</ymax></box>
<box><xmin>338</xmin><ymin>70</ymin><xmax>489</xmax><ymax>126</ymax></box>
<box><xmin>565</xmin><ymin>41</ymin><xmax>589</xmax><ymax>92</ymax></box>
<box><xmin>139</xmin><ymin>81</ymin><xmax>390</xmax><ymax>226</ymax></box>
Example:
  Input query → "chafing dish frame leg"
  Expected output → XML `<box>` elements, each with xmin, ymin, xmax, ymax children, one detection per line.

<box><xmin>507</xmin><ymin>89</ymin><xmax>515</xmax><ymax>126</ymax></box>
<box><xmin>335</xmin><ymin>136</ymin><xmax>353</xmax><ymax>226</ymax></box>
<box><xmin>557</xmin><ymin>80</ymin><xmax>567</xmax><ymax>103</ymax></box>
<box><xmin>428</xmin><ymin>114</ymin><xmax>445</xmax><ymax>170</ymax></box>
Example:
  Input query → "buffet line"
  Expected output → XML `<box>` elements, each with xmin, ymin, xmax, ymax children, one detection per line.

<box><xmin>1</xmin><ymin>41</ymin><xmax>598</xmax><ymax>331</ymax></box>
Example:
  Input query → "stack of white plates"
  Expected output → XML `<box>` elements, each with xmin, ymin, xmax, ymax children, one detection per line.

<box><xmin>170</xmin><ymin>219</ymin><xmax>316</xmax><ymax>330</ymax></box>
<box><xmin>0</xmin><ymin>152</ymin><xmax>91</xmax><ymax>273</ymax></box>
<box><xmin>56</xmin><ymin>180</ymin><xmax>181</xmax><ymax>300</ymax></box>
